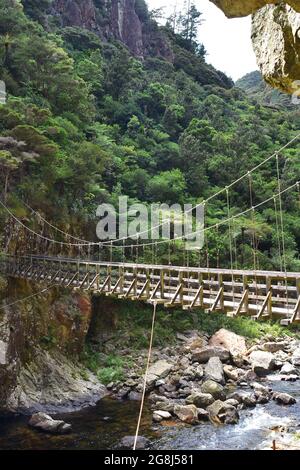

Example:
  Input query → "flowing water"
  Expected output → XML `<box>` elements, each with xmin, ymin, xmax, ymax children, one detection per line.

<box><xmin>0</xmin><ymin>380</ymin><xmax>299</xmax><ymax>450</ymax></box>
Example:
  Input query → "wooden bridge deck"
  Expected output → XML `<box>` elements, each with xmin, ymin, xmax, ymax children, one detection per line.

<box><xmin>2</xmin><ymin>255</ymin><xmax>300</xmax><ymax>325</ymax></box>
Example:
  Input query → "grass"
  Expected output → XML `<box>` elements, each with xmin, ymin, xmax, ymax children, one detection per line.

<box><xmin>81</xmin><ymin>346</ymin><xmax>130</xmax><ymax>385</ymax></box>
<box><xmin>112</xmin><ymin>299</ymin><xmax>299</xmax><ymax>349</ymax></box>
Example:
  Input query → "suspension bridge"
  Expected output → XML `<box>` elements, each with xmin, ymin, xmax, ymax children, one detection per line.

<box><xmin>0</xmin><ymin>136</ymin><xmax>300</xmax><ymax>326</ymax></box>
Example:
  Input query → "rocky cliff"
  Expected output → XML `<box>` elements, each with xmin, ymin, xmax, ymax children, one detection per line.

<box><xmin>0</xmin><ymin>278</ymin><xmax>107</xmax><ymax>415</ymax></box>
<box><xmin>210</xmin><ymin>1</ymin><xmax>300</xmax><ymax>94</ymax></box>
<box><xmin>47</xmin><ymin>0</ymin><xmax>173</xmax><ymax>60</ymax></box>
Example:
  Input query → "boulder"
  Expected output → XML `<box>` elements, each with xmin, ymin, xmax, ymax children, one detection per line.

<box><xmin>249</xmin><ymin>351</ymin><xmax>276</xmax><ymax>376</ymax></box>
<box><xmin>128</xmin><ymin>391</ymin><xmax>142</xmax><ymax>401</ymax></box>
<box><xmin>228</xmin><ymin>391</ymin><xmax>257</xmax><ymax>408</ymax></box>
<box><xmin>272</xmin><ymin>392</ymin><xmax>297</xmax><ymax>405</ymax></box>
<box><xmin>186</xmin><ymin>391</ymin><xmax>215</xmax><ymax>408</ymax></box>
<box><xmin>201</xmin><ymin>379</ymin><xmax>226</xmax><ymax>400</ymax></box>
<box><xmin>292</xmin><ymin>348</ymin><xmax>300</xmax><ymax>366</ymax></box>
<box><xmin>205</xmin><ymin>357</ymin><xmax>225</xmax><ymax>384</ymax></box>
<box><xmin>281</xmin><ymin>362</ymin><xmax>298</xmax><ymax>376</ymax></box>
<box><xmin>153</xmin><ymin>410</ymin><xmax>172</xmax><ymax>422</ymax></box>
<box><xmin>209</xmin><ymin>329</ymin><xmax>247</xmax><ymax>363</ymax></box>
<box><xmin>174</xmin><ymin>404</ymin><xmax>199</xmax><ymax>425</ymax></box>
<box><xmin>192</xmin><ymin>346</ymin><xmax>230</xmax><ymax>364</ymax></box>
<box><xmin>117</xmin><ymin>436</ymin><xmax>150</xmax><ymax>450</ymax></box>
<box><xmin>263</xmin><ymin>342</ymin><xmax>287</xmax><ymax>353</ymax></box>
<box><xmin>146</xmin><ymin>360</ymin><xmax>173</xmax><ymax>387</ymax></box>
<box><xmin>224</xmin><ymin>365</ymin><xmax>245</xmax><ymax>382</ymax></box>
<box><xmin>207</xmin><ymin>400</ymin><xmax>239</xmax><ymax>425</ymax></box>
<box><xmin>29</xmin><ymin>413</ymin><xmax>72</xmax><ymax>434</ymax></box>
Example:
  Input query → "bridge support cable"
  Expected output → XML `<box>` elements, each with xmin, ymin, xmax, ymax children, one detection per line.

<box><xmin>133</xmin><ymin>301</ymin><xmax>157</xmax><ymax>451</ymax></box>
<box><xmin>226</xmin><ymin>187</ymin><xmax>235</xmax><ymax>306</ymax></box>
<box><xmin>273</xmin><ymin>196</ymin><xmax>283</xmax><ymax>272</ymax></box>
<box><xmin>276</xmin><ymin>154</ymin><xmax>289</xmax><ymax>313</ymax></box>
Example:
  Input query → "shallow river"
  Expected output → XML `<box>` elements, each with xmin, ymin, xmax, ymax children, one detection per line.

<box><xmin>0</xmin><ymin>379</ymin><xmax>299</xmax><ymax>450</ymax></box>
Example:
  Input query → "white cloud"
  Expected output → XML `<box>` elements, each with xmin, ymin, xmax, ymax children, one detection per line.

<box><xmin>147</xmin><ymin>0</ymin><xmax>258</xmax><ymax>81</ymax></box>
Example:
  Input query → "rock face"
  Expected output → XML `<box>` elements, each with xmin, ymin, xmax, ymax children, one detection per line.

<box><xmin>29</xmin><ymin>412</ymin><xmax>72</xmax><ymax>434</ymax></box>
<box><xmin>209</xmin><ymin>1</ymin><xmax>300</xmax><ymax>18</ymax></box>
<box><xmin>210</xmin><ymin>1</ymin><xmax>300</xmax><ymax>94</ymax></box>
<box><xmin>50</xmin><ymin>0</ymin><xmax>173</xmax><ymax>60</ymax></box>
<box><xmin>0</xmin><ymin>280</ymin><xmax>107</xmax><ymax>414</ymax></box>
<box><xmin>252</xmin><ymin>4</ymin><xmax>300</xmax><ymax>94</ymax></box>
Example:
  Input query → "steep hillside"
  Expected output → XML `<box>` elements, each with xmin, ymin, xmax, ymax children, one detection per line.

<box><xmin>0</xmin><ymin>0</ymin><xmax>299</xmax><ymax>273</ymax></box>
<box><xmin>236</xmin><ymin>71</ymin><xmax>296</xmax><ymax>109</ymax></box>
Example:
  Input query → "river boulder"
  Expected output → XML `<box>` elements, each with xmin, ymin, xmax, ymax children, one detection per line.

<box><xmin>205</xmin><ymin>357</ymin><xmax>225</xmax><ymax>384</ymax></box>
<box><xmin>272</xmin><ymin>392</ymin><xmax>297</xmax><ymax>405</ymax></box>
<box><xmin>29</xmin><ymin>412</ymin><xmax>72</xmax><ymax>434</ymax></box>
<box><xmin>201</xmin><ymin>379</ymin><xmax>226</xmax><ymax>400</ymax></box>
<box><xmin>249</xmin><ymin>351</ymin><xmax>276</xmax><ymax>376</ymax></box>
<box><xmin>174</xmin><ymin>404</ymin><xmax>199</xmax><ymax>424</ymax></box>
<box><xmin>207</xmin><ymin>400</ymin><xmax>239</xmax><ymax>425</ymax></box>
<box><xmin>186</xmin><ymin>391</ymin><xmax>215</xmax><ymax>408</ymax></box>
<box><xmin>209</xmin><ymin>329</ymin><xmax>247</xmax><ymax>364</ymax></box>
<box><xmin>192</xmin><ymin>346</ymin><xmax>230</xmax><ymax>363</ymax></box>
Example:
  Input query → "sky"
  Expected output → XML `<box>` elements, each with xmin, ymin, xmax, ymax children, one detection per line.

<box><xmin>147</xmin><ymin>0</ymin><xmax>258</xmax><ymax>81</ymax></box>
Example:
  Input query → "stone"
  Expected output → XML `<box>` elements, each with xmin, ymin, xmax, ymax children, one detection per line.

<box><xmin>201</xmin><ymin>380</ymin><xmax>226</xmax><ymax>400</ymax></box>
<box><xmin>153</xmin><ymin>410</ymin><xmax>172</xmax><ymax>423</ymax></box>
<box><xmin>195</xmin><ymin>365</ymin><xmax>204</xmax><ymax>380</ymax></box>
<box><xmin>228</xmin><ymin>391</ymin><xmax>257</xmax><ymax>408</ymax></box>
<box><xmin>29</xmin><ymin>412</ymin><xmax>72</xmax><ymax>434</ymax></box>
<box><xmin>153</xmin><ymin>401</ymin><xmax>175</xmax><ymax>414</ymax></box>
<box><xmin>117</xmin><ymin>436</ymin><xmax>150</xmax><ymax>450</ymax></box>
<box><xmin>192</xmin><ymin>346</ymin><xmax>230</xmax><ymax>364</ymax></box>
<box><xmin>0</xmin><ymin>340</ymin><xmax>8</xmax><ymax>366</ymax></box>
<box><xmin>281</xmin><ymin>362</ymin><xmax>298</xmax><ymax>375</ymax></box>
<box><xmin>292</xmin><ymin>348</ymin><xmax>300</xmax><ymax>366</ymax></box>
<box><xmin>207</xmin><ymin>400</ymin><xmax>239</xmax><ymax>425</ymax></box>
<box><xmin>249</xmin><ymin>351</ymin><xmax>276</xmax><ymax>376</ymax></box>
<box><xmin>272</xmin><ymin>392</ymin><xmax>297</xmax><ymax>405</ymax></box>
<box><xmin>146</xmin><ymin>360</ymin><xmax>173</xmax><ymax>387</ymax></box>
<box><xmin>263</xmin><ymin>342</ymin><xmax>287</xmax><ymax>353</ymax></box>
<box><xmin>209</xmin><ymin>329</ymin><xmax>247</xmax><ymax>362</ymax></box>
<box><xmin>224</xmin><ymin>365</ymin><xmax>245</xmax><ymax>382</ymax></box>
<box><xmin>174</xmin><ymin>404</ymin><xmax>199</xmax><ymax>425</ymax></box>
<box><xmin>186</xmin><ymin>392</ymin><xmax>215</xmax><ymax>408</ymax></box>
<box><xmin>128</xmin><ymin>391</ymin><xmax>142</xmax><ymax>401</ymax></box>
<box><xmin>205</xmin><ymin>357</ymin><xmax>225</xmax><ymax>384</ymax></box>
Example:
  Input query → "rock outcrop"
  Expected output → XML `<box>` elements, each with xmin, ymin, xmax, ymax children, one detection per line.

<box><xmin>0</xmin><ymin>279</ymin><xmax>107</xmax><ymax>414</ymax></box>
<box><xmin>209</xmin><ymin>1</ymin><xmax>300</xmax><ymax>18</ymax></box>
<box><xmin>50</xmin><ymin>0</ymin><xmax>173</xmax><ymax>60</ymax></box>
<box><xmin>252</xmin><ymin>4</ymin><xmax>300</xmax><ymax>94</ymax></box>
<box><xmin>210</xmin><ymin>1</ymin><xmax>300</xmax><ymax>94</ymax></box>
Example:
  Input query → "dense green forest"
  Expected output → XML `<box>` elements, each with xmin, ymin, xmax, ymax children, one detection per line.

<box><xmin>0</xmin><ymin>0</ymin><xmax>299</xmax><ymax>271</ymax></box>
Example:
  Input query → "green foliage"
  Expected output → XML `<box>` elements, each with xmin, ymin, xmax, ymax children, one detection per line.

<box><xmin>0</xmin><ymin>1</ymin><xmax>299</xmax><ymax>273</ymax></box>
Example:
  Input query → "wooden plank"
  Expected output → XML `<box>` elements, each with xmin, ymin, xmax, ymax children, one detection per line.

<box><xmin>208</xmin><ymin>287</ymin><xmax>224</xmax><ymax>313</ymax></box>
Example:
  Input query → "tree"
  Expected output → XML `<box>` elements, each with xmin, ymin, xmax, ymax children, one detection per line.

<box><xmin>0</xmin><ymin>136</ymin><xmax>38</xmax><ymax>202</ymax></box>
<box><xmin>178</xmin><ymin>1</ymin><xmax>203</xmax><ymax>46</ymax></box>
<box><xmin>146</xmin><ymin>169</ymin><xmax>187</xmax><ymax>205</ymax></box>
